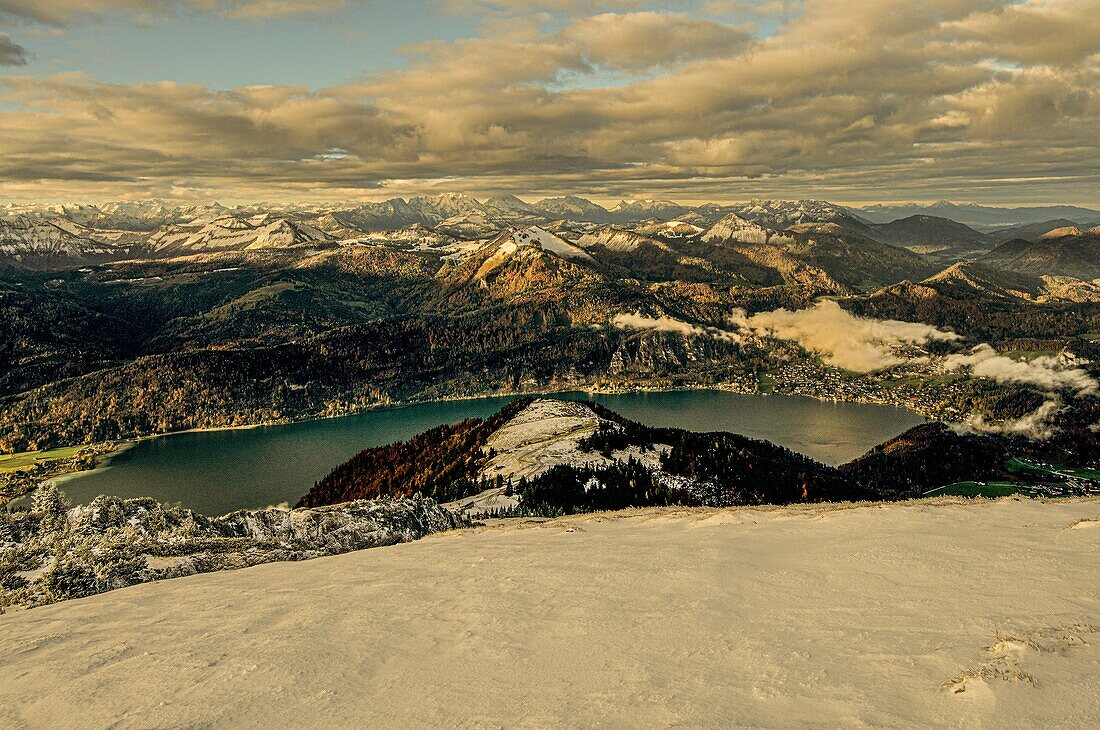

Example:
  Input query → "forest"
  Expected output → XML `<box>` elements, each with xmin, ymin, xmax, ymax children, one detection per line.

<box><xmin>3</xmin><ymin>244</ymin><xmax>1100</xmax><ymax>455</ymax></box>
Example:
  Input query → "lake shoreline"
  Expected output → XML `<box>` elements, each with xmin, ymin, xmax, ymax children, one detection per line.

<box><xmin>14</xmin><ymin>380</ymin><xmax>928</xmax><ymax>467</ymax></box>
<box><xmin>48</xmin><ymin>389</ymin><xmax>928</xmax><ymax>516</ymax></box>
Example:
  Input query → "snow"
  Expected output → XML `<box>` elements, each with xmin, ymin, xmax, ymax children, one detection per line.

<box><xmin>474</xmin><ymin>399</ymin><xmax>665</xmax><ymax>486</ymax></box>
<box><xmin>574</xmin><ymin>228</ymin><xmax>648</xmax><ymax>252</ymax></box>
<box><xmin>472</xmin><ymin>235</ymin><xmax>523</xmax><ymax>279</ymax></box>
<box><xmin>1</xmin><ymin>498</ymin><xmax>1097</xmax><ymax>727</ymax></box>
<box><xmin>471</xmin><ymin>227</ymin><xmax>596</xmax><ymax>279</ymax></box>
<box><xmin>727</xmin><ymin>199</ymin><xmax>854</xmax><ymax>230</ymax></box>
<box><xmin>149</xmin><ymin>214</ymin><xmax>332</xmax><ymax>254</ymax></box>
<box><xmin>702</xmin><ymin>213</ymin><xmax>775</xmax><ymax>244</ymax></box>
<box><xmin>0</xmin><ymin>216</ymin><xmax>128</xmax><ymax>259</ymax></box>
<box><xmin>360</xmin><ymin>224</ymin><xmax>458</xmax><ymax>251</ymax></box>
<box><xmin>513</xmin><ymin>226</ymin><xmax>595</xmax><ymax>261</ymax></box>
<box><xmin>479</xmin><ymin>398</ymin><xmax>611</xmax><ymax>481</ymax></box>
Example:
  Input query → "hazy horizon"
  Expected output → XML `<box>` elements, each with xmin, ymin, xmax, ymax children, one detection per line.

<box><xmin>3</xmin><ymin>193</ymin><xmax>1100</xmax><ymax>211</ymax></box>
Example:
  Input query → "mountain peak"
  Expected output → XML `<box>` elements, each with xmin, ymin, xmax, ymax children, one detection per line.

<box><xmin>702</xmin><ymin>213</ymin><xmax>776</xmax><ymax>244</ymax></box>
<box><xmin>1039</xmin><ymin>226</ymin><xmax>1082</xmax><ymax>239</ymax></box>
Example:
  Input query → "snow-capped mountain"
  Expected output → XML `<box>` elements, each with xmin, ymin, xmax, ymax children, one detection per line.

<box><xmin>407</xmin><ymin>193</ymin><xmax>487</xmax><ymax>222</ymax></box>
<box><xmin>334</xmin><ymin>199</ymin><xmax>423</xmax><ymax>232</ymax></box>
<box><xmin>511</xmin><ymin>226</ymin><xmax>594</xmax><ymax>262</ymax></box>
<box><xmin>329</xmin><ymin>194</ymin><xmax>490</xmax><ymax>232</ymax></box>
<box><xmin>728</xmin><ymin>199</ymin><xmax>866</xmax><ymax>231</ymax></box>
<box><xmin>606</xmin><ymin>199</ymin><xmax>690</xmax><ymax>223</ymax></box>
<box><xmin>15</xmin><ymin>201</ymin><xmax>230</xmax><ymax>232</ymax></box>
<box><xmin>482</xmin><ymin>195</ymin><xmax>543</xmax><ymax>221</ymax></box>
<box><xmin>533</xmin><ymin>196</ymin><xmax>612</xmax><ymax>222</ymax></box>
<box><xmin>438</xmin><ymin>226</ymin><xmax>601</xmax><ymax>301</ymax></box>
<box><xmin>0</xmin><ymin>216</ymin><xmax>139</xmax><ymax>264</ymax></box>
<box><xmin>573</xmin><ymin>227</ymin><xmax>652</xmax><ymax>253</ymax></box>
<box><xmin>149</xmin><ymin>214</ymin><xmax>333</xmax><ymax>255</ymax></box>
<box><xmin>311</xmin><ymin>212</ymin><xmax>367</xmax><ymax>240</ymax></box>
<box><xmin>433</xmin><ymin>212</ymin><xmax>502</xmax><ymax>240</ymax></box>
<box><xmin>359</xmin><ymin>223</ymin><xmax>460</xmax><ymax>251</ymax></box>
<box><xmin>702</xmin><ymin>214</ymin><xmax>790</xmax><ymax>245</ymax></box>
<box><xmin>629</xmin><ymin>219</ymin><xmax>705</xmax><ymax>240</ymax></box>
<box><xmin>9</xmin><ymin>193</ymin><xmax>1093</xmax><ymax>273</ymax></box>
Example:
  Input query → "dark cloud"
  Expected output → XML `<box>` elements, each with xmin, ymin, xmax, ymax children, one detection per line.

<box><xmin>0</xmin><ymin>34</ymin><xmax>29</xmax><ymax>66</ymax></box>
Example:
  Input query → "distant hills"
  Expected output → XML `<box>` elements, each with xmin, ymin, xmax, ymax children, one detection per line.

<box><xmin>867</xmin><ymin>215</ymin><xmax>993</xmax><ymax>261</ymax></box>
<box><xmin>851</xmin><ymin>200</ymin><xmax>1100</xmax><ymax>230</ymax></box>
<box><xmin>979</xmin><ymin>227</ymin><xmax>1100</xmax><ymax>281</ymax></box>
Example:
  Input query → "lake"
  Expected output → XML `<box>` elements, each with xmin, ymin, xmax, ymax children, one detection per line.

<box><xmin>55</xmin><ymin>390</ymin><xmax>925</xmax><ymax>515</ymax></box>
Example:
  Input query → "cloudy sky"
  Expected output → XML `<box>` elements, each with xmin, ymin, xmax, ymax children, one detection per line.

<box><xmin>0</xmin><ymin>0</ymin><xmax>1097</xmax><ymax>205</ymax></box>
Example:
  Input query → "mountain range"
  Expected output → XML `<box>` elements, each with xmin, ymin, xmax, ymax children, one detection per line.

<box><xmin>3</xmin><ymin>194</ymin><xmax>1100</xmax><ymax>457</ymax></box>
<box><xmin>4</xmin><ymin>195</ymin><xmax>1097</xmax><ymax>274</ymax></box>
<box><xmin>851</xmin><ymin>201</ymin><xmax>1100</xmax><ymax>229</ymax></box>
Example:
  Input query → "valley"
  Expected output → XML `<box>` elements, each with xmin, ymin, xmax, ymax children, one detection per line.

<box><xmin>46</xmin><ymin>390</ymin><xmax>925</xmax><ymax>515</ymax></box>
<box><xmin>3</xmin><ymin>195</ymin><xmax>1099</xmax><ymax>459</ymax></box>
<box><xmin>6</xmin><ymin>4</ymin><xmax>1100</xmax><ymax>725</ymax></box>
<box><xmin>3</xmin><ymin>195</ymin><xmax>1100</xmax><ymax>542</ymax></box>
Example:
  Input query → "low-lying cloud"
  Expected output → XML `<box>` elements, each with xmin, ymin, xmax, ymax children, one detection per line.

<box><xmin>942</xmin><ymin>344</ymin><xmax>1096</xmax><ymax>439</ymax></box>
<box><xmin>612</xmin><ymin>312</ymin><xmax>740</xmax><ymax>341</ymax></box>
<box><xmin>944</xmin><ymin>344</ymin><xmax>1098</xmax><ymax>396</ymax></box>
<box><xmin>956</xmin><ymin>398</ymin><xmax>1065</xmax><ymax>441</ymax></box>
<box><xmin>730</xmin><ymin>300</ymin><xmax>959</xmax><ymax>372</ymax></box>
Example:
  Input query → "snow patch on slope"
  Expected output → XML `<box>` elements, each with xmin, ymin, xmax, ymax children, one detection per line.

<box><xmin>514</xmin><ymin>226</ymin><xmax>595</xmax><ymax>261</ymax></box>
<box><xmin>479</xmin><ymin>399</ymin><xmax>664</xmax><ymax>483</ymax></box>
<box><xmin>702</xmin><ymin>214</ymin><xmax>793</xmax><ymax>246</ymax></box>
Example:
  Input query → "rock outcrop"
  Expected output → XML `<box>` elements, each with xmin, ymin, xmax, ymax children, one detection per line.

<box><xmin>0</xmin><ymin>488</ymin><xmax>466</xmax><ymax>610</ymax></box>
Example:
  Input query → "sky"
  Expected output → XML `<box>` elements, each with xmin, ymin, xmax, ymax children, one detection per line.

<box><xmin>0</xmin><ymin>0</ymin><xmax>1097</xmax><ymax>206</ymax></box>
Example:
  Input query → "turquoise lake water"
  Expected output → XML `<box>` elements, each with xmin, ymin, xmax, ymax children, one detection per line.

<box><xmin>56</xmin><ymin>390</ymin><xmax>925</xmax><ymax>515</ymax></box>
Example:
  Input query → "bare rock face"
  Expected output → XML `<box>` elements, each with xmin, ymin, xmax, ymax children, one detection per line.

<box><xmin>0</xmin><ymin>488</ymin><xmax>466</xmax><ymax>610</ymax></box>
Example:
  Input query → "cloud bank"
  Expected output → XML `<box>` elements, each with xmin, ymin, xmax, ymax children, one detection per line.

<box><xmin>943</xmin><ymin>344</ymin><xmax>1097</xmax><ymax>439</ymax></box>
<box><xmin>958</xmin><ymin>398</ymin><xmax>1065</xmax><ymax>441</ymax></box>
<box><xmin>944</xmin><ymin>345</ymin><xmax>1098</xmax><ymax>396</ymax></box>
<box><xmin>730</xmin><ymin>300</ymin><xmax>958</xmax><ymax>372</ymax></box>
<box><xmin>0</xmin><ymin>0</ymin><xmax>1097</xmax><ymax>202</ymax></box>
<box><xmin>612</xmin><ymin>312</ymin><xmax>740</xmax><ymax>341</ymax></box>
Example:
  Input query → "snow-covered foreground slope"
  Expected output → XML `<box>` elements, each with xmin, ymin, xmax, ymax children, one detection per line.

<box><xmin>1</xmin><ymin>498</ymin><xmax>1098</xmax><ymax>728</ymax></box>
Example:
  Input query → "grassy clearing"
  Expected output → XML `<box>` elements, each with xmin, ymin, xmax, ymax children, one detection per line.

<box><xmin>1006</xmin><ymin>456</ymin><xmax>1048</xmax><ymax>475</ymax></box>
<box><xmin>1007</xmin><ymin>456</ymin><xmax>1100</xmax><ymax>482</ymax></box>
<box><xmin>926</xmin><ymin>482</ymin><xmax>1020</xmax><ymax>498</ymax></box>
<box><xmin>0</xmin><ymin>446</ymin><xmax>86</xmax><ymax>474</ymax></box>
<box><xmin>757</xmin><ymin>373</ymin><xmax>776</xmax><ymax>394</ymax></box>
